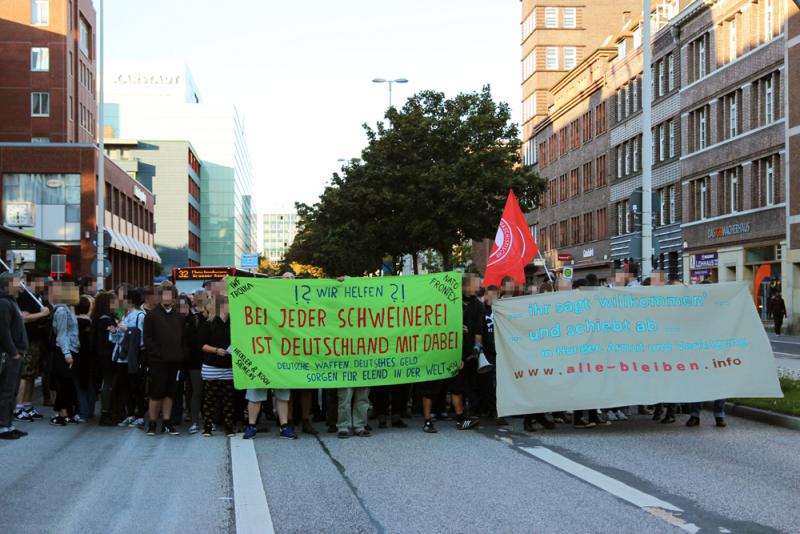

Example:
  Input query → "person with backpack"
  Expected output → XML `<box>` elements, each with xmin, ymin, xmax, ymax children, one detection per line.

<box><xmin>109</xmin><ymin>288</ymin><xmax>146</xmax><ymax>427</ymax></box>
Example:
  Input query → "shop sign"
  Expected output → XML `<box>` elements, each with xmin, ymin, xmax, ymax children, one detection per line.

<box><xmin>582</xmin><ymin>248</ymin><xmax>595</xmax><ymax>259</ymax></box>
<box><xmin>115</xmin><ymin>74</ymin><xmax>181</xmax><ymax>85</ymax></box>
<box><xmin>707</xmin><ymin>222</ymin><xmax>750</xmax><ymax>240</ymax></box>
<box><xmin>690</xmin><ymin>252</ymin><xmax>718</xmax><ymax>270</ymax></box>
<box><xmin>4</xmin><ymin>202</ymin><xmax>34</xmax><ymax>227</ymax></box>
<box><xmin>558</xmin><ymin>253</ymin><xmax>573</xmax><ymax>262</ymax></box>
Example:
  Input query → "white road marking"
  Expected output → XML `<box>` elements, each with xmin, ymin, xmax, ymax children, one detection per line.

<box><xmin>522</xmin><ymin>446</ymin><xmax>701</xmax><ymax>533</ymax></box>
<box><xmin>230</xmin><ymin>438</ymin><xmax>275</xmax><ymax>534</ymax></box>
<box><xmin>770</xmin><ymin>338</ymin><xmax>800</xmax><ymax>345</ymax></box>
<box><xmin>774</xmin><ymin>352</ymin><xmax>800</xmax><ymax>358</ymax></box>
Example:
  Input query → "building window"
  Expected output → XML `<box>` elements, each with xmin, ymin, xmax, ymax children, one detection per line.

<box><xmin>729</xmin><ymin>169</ymin><xmax>739</xmax><ymax>213</ymax></box>
<box><xmin>31</xmin><ymin>47</ymin><xmax>49</xmax><ymax>71</ymax></box>
<box><xmin>668</xmin><ymin>120</ymin><xmax>675</xmax><ymax>158</ymax></box>
<box><xmin>564</xmin><ymin>47</ymin><xmax>577</xmax><ymax>70</ymax></box>
<box><xmin>668</xmin><ymin>185</ymin><xmax>676</xmax><ymax>223</ymax></box>
<box><xmin>624</xmin><ymin>142</ymin><xmax>631</xmax><ymax>176</ymax></box>
<box><xmin>691</xmin><ymin>177</ymin><xmax>710</xmax><ymax>220</ymax></box>
<box><xmin>31</xmin><ymin>0</ymin><xmax>48</xmax><ymax>25</ymax></box>
<box><xmin>698</xmin><ymin>107</ymin><xmax>707</xmax><ymax>150</ymax></box>
<box><xmin>563</xmin><ymin>7</ymin><xmax>576</xmax><ymax>28</ymax></box>
<box><xmin>616</xmin><ymin>146</ymin><xmax>623</xmax><ymax>179</ymax></box>
<box><xmin>765</xmin><ymin>159</ymin><xmax>775</xmax><ymax>205</ymax></box>
<box><xmin>31</xmin><ymin>92</ymin><xmax>49</xmax><ymax>117</ymax></box>
<box><xmin>633</xmin><ymin>27</ymin><xmax>642</xmax><ymax>49</ymax></box>
<box><xmin>596</xmin><ymin>155</ymin><xmax>607</xmax><ymax>187</ymax></box>
<box><xmin>570</xmin><ymin>216</ymin><xmax>580</xmax><ymax>244</ymax></box>
<box><xmin>765</xmin><ymin>0</ymin><xmax>774</xmax><ymax>41</ymax></box>
<box><xmin>659</xmin><ymin>188</ymin><xmax>667</xmax><ymax>226</ymax></box>
<box><xmin>559</xmin><ymin>220</ymin><xmax>568</xmax><ymax>247</ymax></box>
<box><xmin>596</xmin><ymin>208</ymin><xmax>608</xmax><ymax>239</ymax></box>
<box><xmin>658</xmin><ymin>125</ymin><xmax>666</xmax><ymax>162</ymax></box>
<box><xmin>668</xmin><ymin>54</ymin><xmax>675</xmax><ymax>91</ymax></box>
<box><xmin>522</xmin><ymin>50</ymin><xmax>536</xmax><ymax>81</ymax></box>
<box><xmin>522</xmin><ymin>94</ymin><xmax>537</xmax><ymax>122</ymax></box>
<box><xmin>31</xmin><ymin>137</ymin><xmax>49</xmax><ymax>143</ymax></box>
<box><xmin>544</xmin><ymin>7</ymin><xmax>558</xmax><ymax>28</ymax></box>
<box><xmin>698</xmin><ymin>38</ymin><xmax>706</xmax><ymax>78</ymax></box>
<box><xmin>658</xmin><ymin>60</ymin><xmax>665</xmax><ymax>97</ymax></box>
<box><xmin>616</xmin><ymin>90</ymin><xmax>623</xmax><ymax>122</ymax></box>
<box><xmin>632</xmin><ymin>79</ymin><xmax>639</xmax><ymax>113</ymax></box>
<box><xmin>729</xmin><ymin>92</ymin><xmax>738</xmax><ymax>137</ymax></box>
<box><xmin>765</xmin><ymin>76</ymin><xmax>774</xmax><ymax>123</ymax></box>
<box><xmin>545</xmin><ymin>47</ymin><xmax>558</xmax><ymax>70</ymax></box>
<box><xmin>583</xmin><ymin>162</ymin><xmax>593</xmax><ymax>192</ymax></box>
<box><xmin>633</xmin><ymin>137</ymin><xmax>639</xmax><ymax>172</ymax></box>
<box><xmin>595</xmin><ymin>102</ymin><xmax>606</xmax><ymax>135</ymax></box>
<box><xmin>729</xmin><ymin>19</ymin><xmax>737</xmax><ymax>62</ymax></box>
<box><xmin>559</xmin><ymin>174</ymin><xmax>567</xmax><ymax>201</ymax></box>
<box><xmin>79</xmin><ymin>16</ymin><xmax>91</xmax><ymax>58</ymax></box>
<box><xmin>617</xmin><ymin>39</ymin><xmax>627</xmax><ymax>60</ymax></box>
<box><xmin>570</xmin><ymin>168</ymin><xmax>579</xmax><ymax>197</ymax></box>
<box><xmin>522</xmin><ymin>11</ymin><xmax>535</xmax><ymax>41</ymax></box>
<box><xmin>623</xmin><ymin>86</ymin><xmax>630</xmax><ymax>118</ymax></box>
<box><xmin>549</xmin><ymin>179</ymin><xmax>557</xmax><ymax>206</ymax></box>
<box><xmin>583</xmin><ymin>212</ymin><xmax>594</xmax><ymax>242</ymax></box>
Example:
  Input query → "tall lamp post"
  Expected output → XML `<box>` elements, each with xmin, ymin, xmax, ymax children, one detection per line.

<box><xmin>372</xmin><ymin>78</ymin><xmax>408</xmax><ymax>108</ymax></box>
<box><xmin>96</xmin><ymin>0</ymin><xmax>106</xmax><ymax>290</ymax></box>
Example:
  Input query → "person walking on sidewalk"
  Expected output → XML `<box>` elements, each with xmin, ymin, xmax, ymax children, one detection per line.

<box><xmin>0</xmin><ymin>273</ymin><xmax>30</xmax><ymax>440</ymax></box>
<box><xmin>772</xmin><ymin>292</ymin><xmax>787</xmax><ymax>335</ymax></box>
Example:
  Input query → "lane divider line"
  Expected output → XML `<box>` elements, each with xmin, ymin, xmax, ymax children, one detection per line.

<box><xmin>521</xmin><ymin>446</ymin><xmax>701</xmax><ymax>533</ymax></box>
<box><xmin>230</xmin><ymin>438</ymin><xmax>275</xmax><ymax>534</ymax></box>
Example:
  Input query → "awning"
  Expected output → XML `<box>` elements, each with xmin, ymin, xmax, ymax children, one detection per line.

<box><xmin>0</xmin><ymin>225</ymin><xmax>65</xmax><ymax>253</ymax></box>
<box><xmin>107</xmin><ymin>228</ymin><xmax>161</xmax><ymax>264</ymax></box>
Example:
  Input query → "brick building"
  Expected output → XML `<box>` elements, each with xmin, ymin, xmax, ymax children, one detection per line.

<box><xmin>676</xmin><ymin>0</ymin><xmax>788</xmax><ymax>319</ymax></box>
<box><xmin>786</xmin><ymin>1</ymin><xmax>800</xmax><ymax>329</ymax></box>
<box><xmin>0</xmin><ymin>0</ymin><xmax>159</xmax><ymax>286</ymax></box>
<box><xmin>527</xmin><ymin>48</ymin><xmax>617</xmax><ymax>283</ymax></box>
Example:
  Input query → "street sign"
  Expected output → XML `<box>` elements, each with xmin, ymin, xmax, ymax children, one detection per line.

<box><xmin>91</xmin><ymin>230</ymin><xmax>112</xmax><ymax>252</ymax></box>
<box><xmin>51</xmin><ymin>254</ymin><xmax>67</xmax><ymax>275</ymax></box>
<box><xmin>562</xmin><ymin>266</ymin><xmax>574</xmax><ymax>280</ymax></box>
<box><xmin>241</xmin><ymin>253</ymin><xmax>258</xmax><ymax>269</ymax></box>
<box><xmin>91</xmin><ymin>259</ymin><xmax>113</xmax><ymax>278</ymax></box>
<box><xmin>557</xmin><ymin>253</ymin><xmax>573</xmax><ymax>262</ymax></box>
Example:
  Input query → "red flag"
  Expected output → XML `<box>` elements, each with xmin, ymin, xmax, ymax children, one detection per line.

<box><xmin>482</xmin><ymin>190</ymin><xmax>538</xmax><ymax>288</ymax></box>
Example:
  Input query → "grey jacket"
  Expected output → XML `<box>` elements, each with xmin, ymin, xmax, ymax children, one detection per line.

<box><xmin>52</xmin><ymin>304</ymin><xmax>79</xmax><ymax>357</ymax></box>
<box><xmin>0</xmin><ymin>291</ymin><xmax>28</xmax><ymax>356</ymax></box>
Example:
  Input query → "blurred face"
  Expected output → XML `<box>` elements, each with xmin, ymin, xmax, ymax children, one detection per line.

<box><xmin>179</xmin><ymin>299</ymin><xmax>190</xmax><ymax>315</ymax></box>
<box><xmin>651</xmin><ymin>272</ymin><xmax>665</xmax><ymax>286</ymax></box>
<box><xmin>463</xmin><ymin>275</ymin><xmax>480</xmax><ymax>297</ymax></box>
<box><xmin>220</xmin><ymin>301</ymin><xmax>230</xmax><ymax>318</ymax></box>
<box><xmin>48</xmin><ymin>282</ymin><xmax>79</xmax><ymax>305</ymax></box>
<box><xmin>194</xmin><ymin>293</ymin><xmax>206</xmax><ymax>310</ymax></box>
<box><xmin>6</xmin><ymin>277</ymin><xmax>22</xmax><ymax>298</ymax></box>
<box><xmin>485</xmin><ymin>289</ymin><xmax>499</xmax><ymax>306</ymax></box>
<box><xmin>282</xmin><ymin>272</ymin><xmax>295</xmax><ymax>279</ymax></box>
<box><xmin>160</xmin><ymin>289</ymin><xmax>174</xmax><ymax>307</ymax></box>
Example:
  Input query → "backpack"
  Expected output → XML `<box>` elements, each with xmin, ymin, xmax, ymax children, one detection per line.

<box><xmin>119</xmin><ymin>310</ymin><xmax>145</xmax><ymax>374</ymax></box>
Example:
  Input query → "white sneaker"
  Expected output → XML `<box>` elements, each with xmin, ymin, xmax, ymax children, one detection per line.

<box><xmin>129</xmin><ymin>418</ymin><xmax>145</xmax><ymax>428</ymax></box>
<box><xmin>118</xmin><ymin>416</ymin><xmax>135</xmax><ymax>427</ymax></box>
<box><xmin>605</xmin><ymin>411</ymin><xmax>618</xmax><ymax>421</ymax></box>
<box><xmin>189</xmin><ymin>423</ymin><xmax>199</xmax><ymax>434</ymax></box>
<box><xmin>615</xmin><ymin>410</ymin><xmax>628</xmax><ymax>421</ymax></box>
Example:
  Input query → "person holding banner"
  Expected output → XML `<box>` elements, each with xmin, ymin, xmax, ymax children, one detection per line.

<box><xmin>199</xmin><ymin>295</ymin><xmax>236</xmax><ymax>437</ymax></box>
<box><xmin>420</xmin><ymin>274</ymin><xmax>483</xmax><ymax>433</ymax></box>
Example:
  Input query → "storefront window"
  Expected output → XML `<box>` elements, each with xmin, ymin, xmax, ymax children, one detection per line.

<box><xmin>3</xmin><ymin>173</ymin><xmax>81</xmax><ymax>241</ymax></box>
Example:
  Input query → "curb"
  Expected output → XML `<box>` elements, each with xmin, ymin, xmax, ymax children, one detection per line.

<box><xmin>708</xmin><ymin>401</ymin><xmax>800</xmax><ymax>431</ymax></box>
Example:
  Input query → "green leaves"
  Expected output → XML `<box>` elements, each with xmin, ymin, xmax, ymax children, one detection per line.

<box><xmin>286</xmin><ymin>86</ymin><xmax>547</xmax><ymax>275</ymax></box>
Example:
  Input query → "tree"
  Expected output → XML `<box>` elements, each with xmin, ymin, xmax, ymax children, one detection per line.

<box><xmin>287</xmin><ymin>86</ymin><xmax>547</xmax><ymax>274</ymax></box>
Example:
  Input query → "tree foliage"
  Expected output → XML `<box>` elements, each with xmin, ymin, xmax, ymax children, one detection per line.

<box><xmin>287</xmin><ymin>86</ymin><xmax>547</xmax><ymax>274</ymax></box>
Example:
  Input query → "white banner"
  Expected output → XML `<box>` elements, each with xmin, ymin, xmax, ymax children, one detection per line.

<box><xmin>494</xmin><ymin>282</ymin><xmax>782</xmax><ymax>416</ymax></box>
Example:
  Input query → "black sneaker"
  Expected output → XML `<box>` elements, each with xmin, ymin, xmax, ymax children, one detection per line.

<box><xmin>573</xmin><ymin>418</ymin><xmax>596</xmax><ymax>429</ymax></box>
<box><xmin>10</xmin><ymin>428</ymin><xmax>28</xmax><ymax>437</ymax></box>
<box><xmin>456</xmin><ymin>417</ymin><xmax>479</xmax><ymax>430</ymax></box>
<box><xmin>660</xmin><ymin>415</ymin><xmax>676</xmax><ymax>424</ymax></box>
<box><xmin>146</xmin><ymin>422</ymin><xmax>157</xmax><ymax>436</ymax></box>
<box><xmin>0</xmin><ymin>430</ymin><xmax>21</xmax><ymax>440</ymax></box>
<box><xmin>202</xmin><ymin>423</ymin><xmax>213</xmax><ymax>437</ymax></box>
<box><xmin>162</xmin><ymin>422</ymin><xmax>179</xmax><ymax>435</ymax></box>
<box><xmin>652</xmin><ymin>407</ymin><xmax>664</xmax><ymax>421</ymax></box>
<box><xmin>49</xmin><ymin>416</ymin><xmax>67</xmax><ymax>426</ymax></box>
<box><xmin>356</xmin><ymin>429</ymin><xmax>372</xmax><ymax>437</ymax></box>
<box><xmin>301</xmin><ymin>420</ymin><xmax>318</xmax><ymax>435</ymax></box>
<box><xmin>391</xmin><ymin>419</ymin><xmax>408</xmax><ymax>428</ymax></box>
<box><xmin>523</xmin><ymin>418</ymin><xmax>536</xmax><ymax>432</ymax></box>
<box><xmin>423</xmin><ymin>420</ymin><xmax>437</xmax><ymax>433</ymax></box>
<box><xmin>14</xmin><ymin>409</ymin><xmax>33</xmax><ymax>422</ymax></box>
<box><xmin>685</xmin><ymin>416</ymin><xmax>700</xmax><ymax>427</ymax></box>
<box><xmin>536</xmin><ymin>414</ymin><xmax>556</xmax><ymax>430</ymax></box>
<box><xmin>224</xmin><ymin>426</ymin><xmax>236</xmax><ymax>437</ymax></box>
<box><xmin>715</xmin><ymin>417</ymin><xmax>727</xmax><ymax>428</ymax></box>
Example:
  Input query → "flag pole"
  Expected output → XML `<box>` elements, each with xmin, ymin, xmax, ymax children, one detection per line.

<box><xmin>537</xmin><ymin>249</ymin><xmax>554</xmax><ymax>283</ymax></box>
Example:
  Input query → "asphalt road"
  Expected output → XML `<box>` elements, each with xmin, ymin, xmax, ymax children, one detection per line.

<box><xmin>0</xmin><ymin>343</ymin><xmax>797</xmax><ymax>534</ymax></box>
<box><xmin>769</xmin><ymin>333</ymin><xmax>800</xmax><ymax>374</ymax></box>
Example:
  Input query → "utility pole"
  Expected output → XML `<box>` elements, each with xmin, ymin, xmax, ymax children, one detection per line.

<box><xmin>96</xmin><ymin>0</ymin><xmax>106</xmax><ymax>290</ymax></box>
<box><xmin>641</xmin><ymin>0</ymin><xmax>654</xmax><ymax>277</ymax></box>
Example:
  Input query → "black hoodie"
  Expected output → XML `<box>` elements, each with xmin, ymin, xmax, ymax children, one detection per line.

<box><xmin>0</xmin><ymin>290</ymin><xmax>28</xmax><ymax>356</ymax></box>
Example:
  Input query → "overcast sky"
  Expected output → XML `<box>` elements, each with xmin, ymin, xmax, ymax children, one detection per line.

<box><xmin>103</xmin><ymin>0</ymin><xmax>521</xmax><ymax>213</ymax></box>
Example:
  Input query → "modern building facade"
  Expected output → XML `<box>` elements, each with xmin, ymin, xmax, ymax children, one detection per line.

<box><xmin>103</xmin><ymin>61</ymin><xmax>257</xmax><ymax>267</ymax></box>
<box><xmin>0</xmin><ymin>0</ymin><xmax>96</xmax><ymax>144</ymax></box>
<box><xmin>105</xmin><ymin>139</ymin><xmax>202</xmax><ymax>272</ymax></box>
<box><xmin>262</xmin><ymin>212</ymin><xmax>298</xmax><ymax>262</ymax></box>
<box><xmin>520</xmin><ymin>0</ymin><xmax>643</xmax><ymax>165</ymax></box>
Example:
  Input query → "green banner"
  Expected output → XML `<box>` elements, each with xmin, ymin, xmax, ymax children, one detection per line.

<box><xmin>226</xmin><ymin>273</ymin><xmax>463</xmax><ymax>389</ymax></box>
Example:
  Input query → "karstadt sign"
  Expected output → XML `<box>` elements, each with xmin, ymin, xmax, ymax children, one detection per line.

<box><xmin>114</xmin><ymin>74</ymin><xmax>181</xmax><ymax>85</ymax></box>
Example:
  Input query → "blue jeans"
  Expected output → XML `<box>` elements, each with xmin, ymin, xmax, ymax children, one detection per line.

<box><xmin>690</xmin><ymin>400</ymin><xmax>726</xmax><ymax>418</ymax></box>
<box><xmin>73</xmin><ymin>376</ymin><xmax>96</xmax><ymax>420</ymax></box>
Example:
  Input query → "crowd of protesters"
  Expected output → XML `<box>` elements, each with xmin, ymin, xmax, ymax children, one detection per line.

<box><xmin>0</xmin><ymin>268</ymin><xmax>727</xmax><ymax>441</ymax></box>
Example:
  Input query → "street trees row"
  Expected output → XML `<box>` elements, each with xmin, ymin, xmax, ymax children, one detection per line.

<box><xmin>286</xmin><ymin>86</ymin><xmax>547</xmax><ymax>276</ymax></box>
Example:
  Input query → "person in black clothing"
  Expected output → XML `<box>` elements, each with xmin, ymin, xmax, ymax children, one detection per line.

<box><xmin>95</xmin><ymin>292</ymin><xmax>123</xmax><ymax>426</ymax></box>
<box><xmin>13</xmin><ymin>279</ymin><xmax>50</xmax><ymax>422</ymax></box>
<box><xmin>477</xmin><ymin>285</ymin><xmax>505</xmax><ymax>423</ymax></box>
<box><xmin>183</xmin><ymin>289</ymin><xmax>207</xmax><ymax>434</ymax></box>
<box><xmin>74</xmin><ymin>296</ymin><xmax>99</xmax><ymax>421</ymax></box>
<box><xmin>199</xmin><ymin>295</ymin><xmax>236</xmax><ymax>437</ymax></box>
<box><xmin>772</xmin><ymin>292</ymin><xmax>787</xmax><ymax>335</ymax></box>
<box><xmin>0</xmin><ymin>273</ymin><xmax>30</xmax><ymax>439</ymax></box>
<box><xmin>420</xmin><ymin>273</ymin><xmax>483</xmax><ymax>433</ymax></box>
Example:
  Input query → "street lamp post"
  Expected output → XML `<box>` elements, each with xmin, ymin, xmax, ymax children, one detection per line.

<box><xmin>96</xmin><ymin>0</ymin><xmax>105</xmax><ymax>290</ymax></box>
<box><xmin>372</xmin><ymin>78</ymin><xmax>408</xmax><ymax>108</ymax></box>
